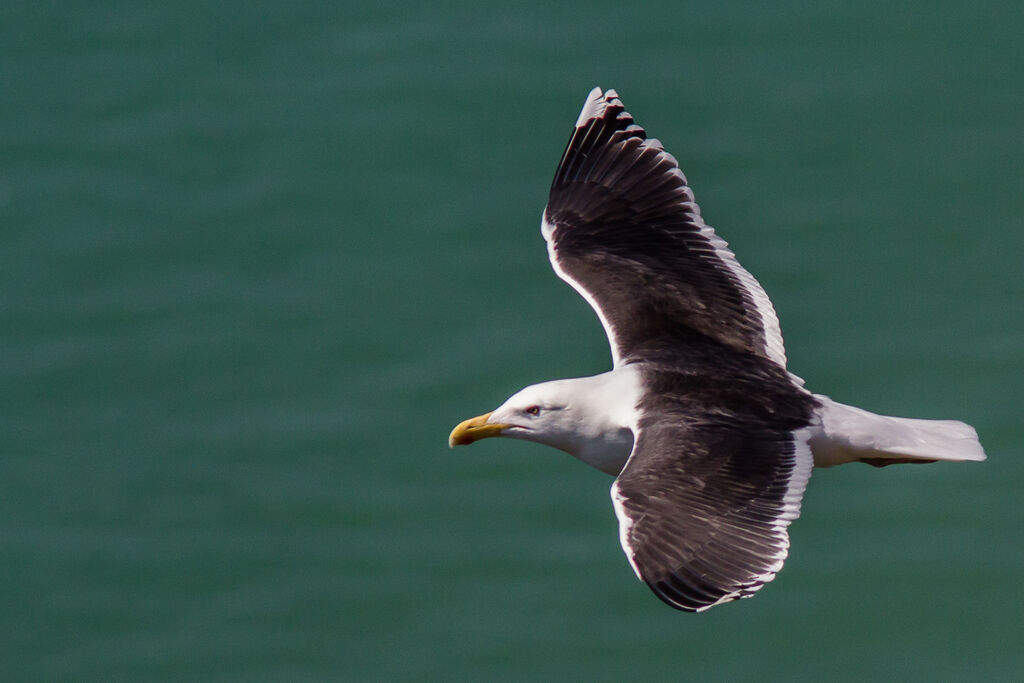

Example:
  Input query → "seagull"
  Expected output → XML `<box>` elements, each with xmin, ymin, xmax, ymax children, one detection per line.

<box><xmin>449</xmin><ymin>88</ymin><xmax>986</xmax><ymax>612</ymax></box>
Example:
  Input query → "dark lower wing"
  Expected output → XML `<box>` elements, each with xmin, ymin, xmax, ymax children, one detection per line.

<box><xmin>612</xmin><ymin>384</ymin><xmax>815</xmax><ymax>611</ymax></box>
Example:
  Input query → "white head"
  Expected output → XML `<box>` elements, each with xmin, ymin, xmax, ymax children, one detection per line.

<box><xmin>449</xmin><ymin>370</ymin><xmax>639</xmax><ymax>474</ymax></box>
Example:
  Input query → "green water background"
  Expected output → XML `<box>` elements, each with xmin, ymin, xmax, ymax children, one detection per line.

<box><xmin>3</xmin><ymin>1</ymin><xmax>1022</xmax><ymax>680</ymax></box>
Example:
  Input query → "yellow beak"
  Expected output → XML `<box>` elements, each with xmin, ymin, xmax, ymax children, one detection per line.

<box><xmin>448</xmin><ymin>411</ymin><xmax>511</xmax><ymax>447</ymax></box>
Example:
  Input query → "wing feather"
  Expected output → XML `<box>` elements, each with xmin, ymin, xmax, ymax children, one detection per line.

<box><xmin>612</xmin><ymin>415</ymin><xmax>814</xmax><ymax>612</ymax></box>
<box><xmin>543</xmin><ymin>88</ymin><xmax>787</xmax><ymax>369</ymax></box>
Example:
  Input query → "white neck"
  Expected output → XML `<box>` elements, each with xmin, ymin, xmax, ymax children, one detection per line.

<box><xmin>555</xmin><ymin>367</ymin><xmax>640</xmax><ymax>475</ymax></box>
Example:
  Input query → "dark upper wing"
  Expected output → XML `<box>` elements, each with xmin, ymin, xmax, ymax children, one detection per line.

<box><xmin>611</xmin><ymin>375</ymin><xmax>815</xmax><ymax>612</ymax></box>
<box><xmin>542</xmin><ymin>87</ymin><xmax>787</xmax><ymax>369</ymax></box>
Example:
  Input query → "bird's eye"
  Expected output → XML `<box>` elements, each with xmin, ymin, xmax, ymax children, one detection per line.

<box><xmin>524</xmin><ymin>405</ymin><xmax>541</xmax><ymax>416</ymax></box>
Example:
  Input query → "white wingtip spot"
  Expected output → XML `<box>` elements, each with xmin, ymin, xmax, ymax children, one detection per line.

<box><xmin>575</xmin><ymin>86</ymin><xmax>608</xmax><ymax>129</ymax></box>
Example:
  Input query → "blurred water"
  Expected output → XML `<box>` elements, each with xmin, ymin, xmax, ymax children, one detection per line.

<box><xmin>2</xmin><ymin>1</ymin><xmax>1022</xmax><ymax>680</ymax></box>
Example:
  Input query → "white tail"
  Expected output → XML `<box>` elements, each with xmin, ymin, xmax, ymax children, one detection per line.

<box><xmin>808</xmin><ymin>396</ymin><xmax>987</xmax><ymax>468</ymax></box>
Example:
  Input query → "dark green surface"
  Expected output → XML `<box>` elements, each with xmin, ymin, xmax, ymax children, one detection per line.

<box><xmin>3</xmin><ymin>2</ymin><xmax>1022</xmax><ymax>680</ymax></box>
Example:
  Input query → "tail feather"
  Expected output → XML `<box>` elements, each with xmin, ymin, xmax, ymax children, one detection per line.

<box><xmin>808</xmin><ymin>396</ymin><xmax>986</xmax><ymax>468</ymax></box>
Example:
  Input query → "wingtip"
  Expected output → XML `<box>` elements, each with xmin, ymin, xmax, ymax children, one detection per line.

<box><xmin>575</xmin><ymin>86</ymin><xmax>606</xmax><ymax>128</ymax></box>
<box><xmin>574</xmin><ymin>87</ymin><xmax>626</xmax><ymax>128</ymax></box>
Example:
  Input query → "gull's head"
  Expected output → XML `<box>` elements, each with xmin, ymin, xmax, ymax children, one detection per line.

<box><xmin>449</xmin><ymin>371</ymin><xmax>639</xmax><ymax>475</ymax></box>
<box><xmin>448</xmin><ymin>380</ymin><xmax>578</xmax><ymax>450</ymax></box>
